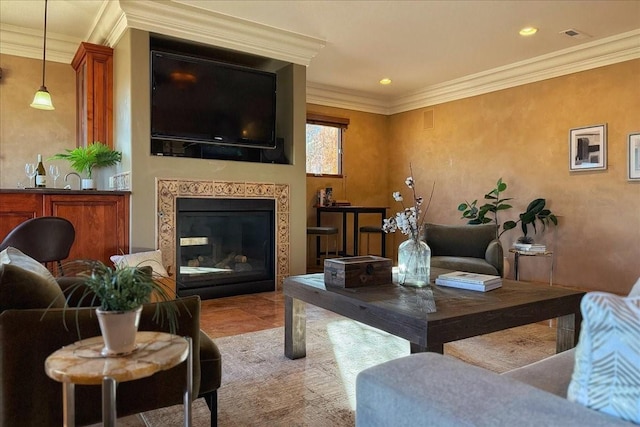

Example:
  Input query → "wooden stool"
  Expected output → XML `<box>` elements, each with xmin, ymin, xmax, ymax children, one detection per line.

<box><xmin>359</xmin><ymin>226</ymin><xmax>384</xmax><ymax>255</ymax></box>
<box><xmin>307</xmin><ymin>226</ymin><xmax>339</xmax><ymax>265</ymax></box>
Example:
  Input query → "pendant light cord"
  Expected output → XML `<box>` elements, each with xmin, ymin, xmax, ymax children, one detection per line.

<box><xmin>41</xmin><ymin>0</ymin><xmax>48</xmax><ymax>88</ymax></box>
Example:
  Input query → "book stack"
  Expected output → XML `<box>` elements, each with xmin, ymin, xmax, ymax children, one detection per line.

<box><xmin>435</xmin><ymin>271</ymin><xmax>503</xmax><ymax>292</ymax></box>
<box><xmin>513</xmin><ymin>243</ymin><xmax>547</xmax><ymax>252</ymax></box>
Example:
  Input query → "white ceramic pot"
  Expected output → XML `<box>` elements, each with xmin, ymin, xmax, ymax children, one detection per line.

<box><xmin>81</xmin><ymin>178</ymin><xmax>95</xmax><ymax>190</ymax></box>
<box><xmin>96</xmin><ymin>306</ymin><xmax>142</xmax><ymax>357</ymax></box>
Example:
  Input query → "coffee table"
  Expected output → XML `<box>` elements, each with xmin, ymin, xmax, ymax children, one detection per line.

<box><xmin>284</xmin><ymin>268</ymin><xmax>585</xmax><ymax>359</ymax></box>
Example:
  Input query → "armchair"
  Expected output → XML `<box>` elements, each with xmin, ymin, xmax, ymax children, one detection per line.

<box><xmin>425</xmin><ymin>223</ymin><xmax>503</xmax><ymax>277</ymax></box>
<box><xmin>0</xmin><ymin>260</ymin><xmax>221</xmax><ymax>426</ymax></box>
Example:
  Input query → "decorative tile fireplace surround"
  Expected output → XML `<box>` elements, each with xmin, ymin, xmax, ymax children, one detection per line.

<box><xmin>156</xmin><ymin>178</ymin><xmax>290</xmax><ymax>291</ymax></box>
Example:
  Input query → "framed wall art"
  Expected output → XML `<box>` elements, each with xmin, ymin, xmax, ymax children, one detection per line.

<box><xmin>628</xmin><ymin>132</ymin><xmax>640</xmax><ymax>181</ymax></box>
<box><xmin>569</xmin><ymin>124</ymin><xmax>607</xmax><ymax>171</ymax></box>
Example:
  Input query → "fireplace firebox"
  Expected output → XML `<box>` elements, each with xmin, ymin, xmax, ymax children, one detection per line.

<box><xmin>176</xmin><ymin>197</ymin><xmax>275</xmax><ymax>299</ymax></box>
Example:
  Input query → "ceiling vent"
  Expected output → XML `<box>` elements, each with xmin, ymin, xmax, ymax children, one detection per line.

<box><xmin>560</xmin><ymin>29</ymin><xmax>592</xmax><ymax>40</ymax></box>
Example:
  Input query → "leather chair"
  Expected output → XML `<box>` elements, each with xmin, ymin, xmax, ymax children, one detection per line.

<box><xmin>425</xmin><ymin>223</ymin><xmax>503</xmax><ymax>276</ymax></box>
<box><xmin>0</xmin><ymin>271</ymin><xmax>221</xmax><ymax>426</ymax></box>
<box><xmin>0</xmin><ymin>216</ymin><xmax>75</xmax><ymax>275</ymax></box>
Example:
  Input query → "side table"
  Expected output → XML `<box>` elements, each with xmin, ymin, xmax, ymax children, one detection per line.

<box><xmin>509</xmin><ymin>248</ymin><xmax>554</xmax><ymax>286</ymax></box>
<box><xmin>45</xmin><ymin>331</ymin><xmax>192</xmax><ymax>427</ymax></box>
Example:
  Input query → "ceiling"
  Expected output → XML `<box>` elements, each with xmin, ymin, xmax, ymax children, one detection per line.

<box><xmin>1</xmin><ymin>0</ymin><xmax>639</xmax><ymax>114</ymax></box>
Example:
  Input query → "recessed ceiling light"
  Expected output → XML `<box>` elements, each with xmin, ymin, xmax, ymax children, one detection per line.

<box><xmin>379</xmin><ymin>78</ymin><xmax>392</xmax><ymax>85</ymax></box>
<box><xmin>519</xmin><ymin>27</ymin><xmax>538</xmax><ymax>36</ymax></box>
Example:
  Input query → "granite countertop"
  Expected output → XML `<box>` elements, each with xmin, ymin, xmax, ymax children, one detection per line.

<box><xmin>0</xmin><ymin>188</ymin><xmax>130</xmax><ymax>195</ymax></box>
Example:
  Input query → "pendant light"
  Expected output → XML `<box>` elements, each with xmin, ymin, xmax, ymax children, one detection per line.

<box><xmin>30</xmin><ymin>0</ymin><xmax>55</xmax><ymax>110</ymax></box>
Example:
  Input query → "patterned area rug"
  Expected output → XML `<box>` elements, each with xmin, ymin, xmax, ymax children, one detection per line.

<box><xmin>142</xmin><ymin>312</ymin><xmax>556</xmax><ymax>426</ymax></box>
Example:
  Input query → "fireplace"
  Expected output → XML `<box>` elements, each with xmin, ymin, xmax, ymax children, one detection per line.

<box><xmin>176</xmin><ymin>197</ymin><xmax>275</xmax><ymax>299</ymax></box>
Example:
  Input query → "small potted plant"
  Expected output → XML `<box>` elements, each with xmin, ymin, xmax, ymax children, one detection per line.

<box><xmin>49</xmin><ymin>142</ymin><xmax>122</xmax><ymax>190</ymax></box>
<box><xmin>58</xmin><ymin>260</ymin><xmax>180</xmax><ymax>357</ymax></box>
<box><xmin>457</xmin><ymin>178</ymin><xmax>557</xmax><ymax>241</ymax></box>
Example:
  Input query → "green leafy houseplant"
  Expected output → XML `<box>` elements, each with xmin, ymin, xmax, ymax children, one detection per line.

<box><xmin>49</xmin><ymin>141</ymin><xmax>122</xmax><ymax>179</ymax></box>
<box><xmin>50</xmin><ymin>260</ymin><xmax>183</xmax><ymax>339</ymax></box>
<box><xmin>458</xmin><ymin>178</ymin><xmax>557</xmax><ymax>241</ymax></box>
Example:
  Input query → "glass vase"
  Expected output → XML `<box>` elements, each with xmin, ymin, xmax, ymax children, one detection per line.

<box><xmin>397</xmin><ymin>237</ymin><xmax>431</xmax><ymax>287</ymax></box>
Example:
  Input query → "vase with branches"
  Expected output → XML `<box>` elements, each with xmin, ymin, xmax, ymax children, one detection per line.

<box><xmin>383</xmin><ymin>166</ymin><xmax>435</xmax><ymax>287</ymax></box>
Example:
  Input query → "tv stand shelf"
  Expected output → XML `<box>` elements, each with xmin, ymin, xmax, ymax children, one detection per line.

<box><xmin>151</xmin><ymin>139</ymin><xmax>287</xmax><ymax>164</ymax></box>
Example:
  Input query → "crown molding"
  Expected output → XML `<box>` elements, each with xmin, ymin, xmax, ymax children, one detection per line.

<box><xmin>117</xmin><ymin>0</ymin><xmax>325</xmax><ymax>66</ymax></box>
<box><xmin>387</xmin><ymin>29</ymin><xmax>640</xmax><ymax>114</ymax></box>
<box><xmin>86</xmin><ymin>0</ymin><xmax>127</xmax><ymax>47</ymax></box>
<box><xmin>0</xmin><ymin>24</ymin><xmax>79</xmax><ymax>63</ymax></box>
<box><xmin>307</xmin><ymin>29</ymin><xmax>640</xmax><ymax>115</ymax></box>
<box><xmin>306</xmin><ymin>82</ymin><xmax>390</xmax><ymax>115</ymax></box>
<box><xmin>1</xmin><ymin>0</ymin><xmax>325</xmax><ymax>66</ymax></box>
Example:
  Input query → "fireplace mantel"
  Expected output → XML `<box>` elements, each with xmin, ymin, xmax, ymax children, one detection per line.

<box><xmin>156</xmin><ymin>178</ymin><xmax>290</xmax><ymax>289</ymax></box>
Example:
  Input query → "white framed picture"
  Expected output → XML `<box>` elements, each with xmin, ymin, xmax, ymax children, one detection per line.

<box><xmin>569</xmin><ymin>124</ymin><xmax>607</xmax><ymax>171</ymax></box>
<box><xmin>629</xmin><ymin>132</ymin><xmax>640</xmax><ymax>181</ymax></box>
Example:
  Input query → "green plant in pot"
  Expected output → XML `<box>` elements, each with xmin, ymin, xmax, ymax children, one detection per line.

<box><xmin>510</xmin><ymin>198</ymin><xmax>558</xmax><ymax>243</ymax></box>
<box><xmin>458</xmin><ymin>178</ymin><xmax>557</xmax><ymax>242</ymax></box>
<box><xmin>55</xmin><ymin>260</ymin><xmax>181</xmax><ymax>357</ymax></box>
<box><xmin>49</xmin><ymin>142</ymin><xmax>121</xmax><ymax>190</ymax></box>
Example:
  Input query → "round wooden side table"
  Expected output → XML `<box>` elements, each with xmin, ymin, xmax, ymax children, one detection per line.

<box><xmin>45</xmin><ymin>331</ymin><xmax>192</xmax><ymax>427</ymax></box>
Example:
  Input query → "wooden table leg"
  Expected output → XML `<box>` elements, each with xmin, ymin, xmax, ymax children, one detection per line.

<box><xmin>285</xmin><ymin>296</ymin><xmax>306</xmax><ymax>359</ymax></box>
<box><xmin>62</xmin><ymin>382</ymin><xmax>75</xmax><ymax>427</ymax></box>
<box><xmin>557</xmin><ymin>312</ymin><xmax>581</xmax><ymax>353</ymax></box>
<box><xmin>410</xmin><ymin>341</ymin><xmax>443</xmax><ymax>354</ymax></box>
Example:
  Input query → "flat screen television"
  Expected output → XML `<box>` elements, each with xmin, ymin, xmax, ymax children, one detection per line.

<box><xmin>150</xmin><ymin>50</ymin><xmax>277</xmax><ymax>149</ymax></box>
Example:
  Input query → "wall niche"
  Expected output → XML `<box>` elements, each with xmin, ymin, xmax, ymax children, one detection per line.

<box><xmin>149</xmin><ymin>35</ymin><xmax>292</xmax><ymax>165</ymax></box>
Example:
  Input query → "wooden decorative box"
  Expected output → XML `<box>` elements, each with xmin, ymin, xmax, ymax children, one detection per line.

<box><xmin>324</xmin><ymin>256</ymin><xmax>392</xmax><ymax>288</ymax></box>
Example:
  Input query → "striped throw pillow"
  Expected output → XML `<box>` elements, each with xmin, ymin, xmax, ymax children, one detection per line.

<box><xmin>568</xmin><ymin>292</ymin><xmax>640</xmax><ymax>424</ymax></box>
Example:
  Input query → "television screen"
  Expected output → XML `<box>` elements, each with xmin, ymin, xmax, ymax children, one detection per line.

<box><xmin>150</xmin><ymin>50</ymin><xmax>277</xmax><ymax>149</ymax></box>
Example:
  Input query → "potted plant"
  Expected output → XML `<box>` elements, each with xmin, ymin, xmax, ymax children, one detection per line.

<box><xmin>57</xmin><ymin>260</ymin><xmax>180</xmax><ymax>357</ymax></box>
<box><xmin>457</xmin><ymin>178</ymin><xmax>557</xmax><ymax>241</ymax></box>
<box><xmin>49</xmin><ymin>142</ymin><xmax>122</xmax><ymax>190</ymax></box>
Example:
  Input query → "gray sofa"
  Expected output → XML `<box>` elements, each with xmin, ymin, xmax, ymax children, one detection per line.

<box><xmin>425</xmin><ymin>223</ymin><xmax>503</xmax><ymax>277</ymax></box>
<box><xmin>357</xmin><ymin>279</ymin><xmax>640</xmax><ymax>426</ymax></box>
<box><xmin>356</xmin><ymin>350</ymin><xmax>631</xmax><ymax>426</ymax></box>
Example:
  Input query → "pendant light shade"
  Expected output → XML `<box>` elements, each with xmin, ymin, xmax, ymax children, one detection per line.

<box><xmin>31</xmin><ymin>86</ymin><xmax>54</xmax><ymax>110</ymax></box>
<box><xmin>31</xmin><ymin>0</ymin><xmax>55</xmax><ymax>110</ymax></box>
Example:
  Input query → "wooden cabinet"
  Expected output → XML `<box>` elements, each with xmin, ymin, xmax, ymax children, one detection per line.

<box><xmin>71</xmin><ymin>42</ymin><xmax>113</xmax><ymax>148</ymax></box>
<box><xmin>0</xmin><ymin>190</ymin><xmax>129</xmax><ymax>267</ymax></box>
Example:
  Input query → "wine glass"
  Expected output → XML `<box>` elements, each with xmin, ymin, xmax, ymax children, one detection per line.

<box><xmin>49</xmin><ymin>165</ymin><xmax>60</xmax><ymax>188</ymax></box>
<box><xmin>25</xmin><ymin>163</ymin><xmax>36</xmax><ymax>188</ymax></box>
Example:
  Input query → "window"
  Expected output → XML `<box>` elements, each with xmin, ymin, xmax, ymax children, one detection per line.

<box><xmin>306</xmin><ymin>113</ymin><xmax>349</xmax><ymax>176</ymax></box>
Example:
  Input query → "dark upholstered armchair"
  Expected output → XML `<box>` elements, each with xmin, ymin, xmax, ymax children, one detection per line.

<box><xmin>425</xmin><ymin>223</ymin><xmax>504</xmax><ymax>277</ymax></box>
<box><xmin>0</xmin><ymin>268</ymin><xmax>221</xmax><ymax>426</ymax></box>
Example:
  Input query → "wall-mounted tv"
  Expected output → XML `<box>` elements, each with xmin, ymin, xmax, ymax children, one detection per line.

<box><xmin>150</xmin><ymin>50</ymin><xmax>277</xmax><ymax>149</ymax></box>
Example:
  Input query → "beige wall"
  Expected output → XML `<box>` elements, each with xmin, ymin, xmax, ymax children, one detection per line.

<box><xmin>305</xmin><ymin>105</ymin><xmax>390</xmax><ymax>256</ymax></box>
<box><xmin>114</xmin><ymin>29</ymin><xmax>309</xmax><ymax>277</ymax></box>
<box><xmin>387</xmin><ymin>59</ymin><xmax>640</xmax><ymax>294</ymax></box>
<box><xmin>3</xmin><ymin>49</ymin><xmax>638</xmax><ymax>294</ymax></box>
<box><xmin>0</xmin><ymin>54</ymin><xmax>76</xmax><ymax>188</ymax></box>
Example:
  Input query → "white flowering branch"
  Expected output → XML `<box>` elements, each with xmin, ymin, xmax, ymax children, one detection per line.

<box><xmin>382</xmin><ymin>165</ymin><xmax>435</xmax><ymax>242</ymax></box>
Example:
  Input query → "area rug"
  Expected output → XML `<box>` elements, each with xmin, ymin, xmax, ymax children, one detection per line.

<box><xmin>142</xmin><ymin>314</ymin><xmax>556</xmax><ymax>426</ymax></box>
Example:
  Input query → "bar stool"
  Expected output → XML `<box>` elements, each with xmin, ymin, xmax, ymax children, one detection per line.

<box><xmin>307</xmin><ymin>226</ymin><xmax>339</xmax><ymax>265</ymax></box>
<box><xmin>359</xmin><ymin>226</ymin><xmax>384</xmax><ymax>256</ymax></box>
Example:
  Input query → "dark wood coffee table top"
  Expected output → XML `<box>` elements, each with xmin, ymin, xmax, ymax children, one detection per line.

<box><xmin>284</xmin><ymin>268</ymin><xmax>585</xmax><ymax>359</ymax></box>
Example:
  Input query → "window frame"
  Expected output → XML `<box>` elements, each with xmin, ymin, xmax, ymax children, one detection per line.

<box><xmin>305</xmin><ymin>113</ymin><xmax>349</xmax><ymax>177</ymax></box>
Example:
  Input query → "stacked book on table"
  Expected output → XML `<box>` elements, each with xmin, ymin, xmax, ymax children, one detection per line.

<box><xmin>435</xmin><ymin>271</ymin><xmax>503</xmax><ymax>292</ymax></box>
<box><xmin>513</xmin><ymin>243</ymin><xmax>547</xmax><ymax>252</ymax></box>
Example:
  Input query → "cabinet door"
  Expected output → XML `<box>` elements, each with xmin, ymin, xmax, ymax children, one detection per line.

<box><xmin>71</xmin><ymin>42</ymin><xmax>113</xmax><ymax>148</ymax></box>
<box><xmin>0</xmin><ymin>193</ymin><xmax>42</xmax><ymax>241</ymax></box>
<box><xmin>44</xmin><ymin>194</ymin><xmax>129</xmax><ymax>265</ymax></box>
